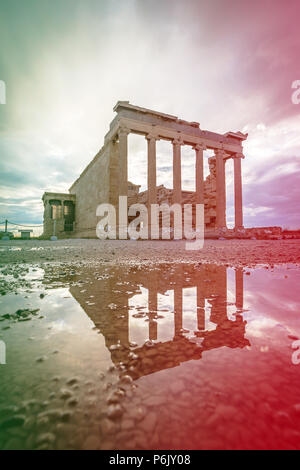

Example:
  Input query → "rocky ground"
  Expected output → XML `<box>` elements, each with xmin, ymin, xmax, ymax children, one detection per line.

<box><xmin>0</xmin><ymin>238</ymin><xmax>300</xmax><ymax>268</ymax></box>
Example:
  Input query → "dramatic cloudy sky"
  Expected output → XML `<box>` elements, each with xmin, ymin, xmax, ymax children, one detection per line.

<box><xmin>0</xmin><ymin>0</ymin><xmax>300</xmax><ymax>234</ymax></box>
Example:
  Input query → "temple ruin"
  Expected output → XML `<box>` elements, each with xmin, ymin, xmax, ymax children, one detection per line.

<box><xmin>42</xmin><ymin>101</ymin><xmax>248</xmax><ymax>239</ymax></box>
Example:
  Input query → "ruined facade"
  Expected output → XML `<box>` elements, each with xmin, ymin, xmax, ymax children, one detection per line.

<box><xmin>42</xmin><ymin>101</ymin><xmax>247</xmax><ymax>239</ymax></box>
<box><xmin>135</xmin><ymin>155</ymin><xmax>218</xmax><ymax>230</ymax></box>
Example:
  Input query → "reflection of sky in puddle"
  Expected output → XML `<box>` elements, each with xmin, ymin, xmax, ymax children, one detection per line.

<box><xmin>2</xmin><ymin>263</ymin><xmax>300</xmax><ymax>366</ymax></box>
<box><xmin>129</xmin><ymin>287</ymin><xmax>177</xmax><ymax>345</ymax></box>
<box><xmin>157</xmin><ymin>290</ymin><xmax>175</xmax><ymax>342</ymax></box>
<box><xmin>0</xmin><ymin>287</ymin><xmax>112</xmax><ymax>370</ymax></box>
<box><xmin>182</xmin><ymin>287</ymin><xmax>197</xmax><ymax>333</ymax></box>
<box><xmin>1</xmin><ymin>263</ymin><xmax>300</xmax><ymax>450</ymax></box>
<box><xmin>4</xmin><ymin>264</ymin><xmax>299</xmax><ymax>354</ymax></box>
<box><xmin>129</xmin><ymin>286</ymin><xmax>148</xmax><ymax>346</ymax></box>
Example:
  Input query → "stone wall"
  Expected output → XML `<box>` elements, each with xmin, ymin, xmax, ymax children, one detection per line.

<box><xmin>69</xmin><ymin>142</ymin><xmax>111</xmax><ymax>238</ymax></box>
<box><xmin>135</xmin><ymin>157</ymin><xmax>218</xmax><ymax>232</ymax></box>
<box><xmin>204</xmin><ymin>157</ymin><xmax>217</xmax><ymax>229</ymax></box>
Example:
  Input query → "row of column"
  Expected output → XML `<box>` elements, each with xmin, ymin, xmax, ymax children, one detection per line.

<box><xmin>146</xmin><ymin>267</ymin><xmax>244</xmax><ymax>341</ymax></box>
<box><xmin>118</xmin><ymin>127</ymin><xmax>244</xmax><ymax>231</ymax></box>
<box><xmin>45</xmin><ymin>199</ymin><xmax>75</xmax><ymax>221</ymax></box>
<box><xmin>215</xmin><ymin>149</ymin><xmax>244</xmax><ymax>230</ymax></box>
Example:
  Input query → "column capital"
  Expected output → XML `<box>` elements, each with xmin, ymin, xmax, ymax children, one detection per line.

<box><xmin>146</xmin><ymin>132</ymin><xmax>160</xmax><ymax>142</ymax></box>
<box><xmin>118</xmin><ymin>125</ymin><xmax>130</xmax><ymax>137</ymax></box>
<box><xmin>215</xmin><ymin>148</ymin><xmax>228</xmax><ymax>159</ymax></box>
<box><xmin>233</xmin><ymin>152</ymin><xmax>245</xmax><ymax>159</ymax></box>
<box><xmin>193</xmin><ymin>142</ymin><xmax>207</xmax><ymax>151</ymax></box>
<box><xmin>172</xmin><ymin>135</ymin><xmax>184</xmax><ymax>146</ymax></box>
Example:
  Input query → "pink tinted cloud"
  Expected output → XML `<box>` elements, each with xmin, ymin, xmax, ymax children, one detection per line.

<box><xmin>167</xmin><ymin>0</ymin><xmax>300</xmax><ymax>126</ymax></box>
<box><xmin>243</xmin><ymin>156</ymin><xmax>300</xmax><ymax>228</ymax></box>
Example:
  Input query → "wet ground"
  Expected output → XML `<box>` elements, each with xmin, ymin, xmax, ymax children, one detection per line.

<box><xmin>1</xmin><ymin>240</ymin><xmax>300</xmax><ymax>449</ymax></box>
<box><xmin>1</xmin><ymin>238</ymin><xmax>300</xmax><ymax>267</ymax></box>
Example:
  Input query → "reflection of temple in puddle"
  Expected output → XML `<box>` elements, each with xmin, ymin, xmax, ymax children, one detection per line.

<box><xmin>69</xmin><ymin>264</ymin><xmax>250</xmax><ymax>379</ymax></box>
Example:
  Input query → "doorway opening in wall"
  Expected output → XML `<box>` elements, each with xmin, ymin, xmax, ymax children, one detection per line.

<box><xmin>127</xmin><ymin>134</ymin><xmax>147</xmax><ymax>229</ymax></box>
<box><xmin>155</xmin><ymin>139</ymin><xmax>173</xmax><ymax>237</ymax></box>
<box><xmin>181</xmin><ymin>146</ymin><xmax>195</xmax><ymax>193</ymax></box>
<box><xmin>49</xmin><ymin>200</ymin><xmax>62</xmax><ymax>220</ymax></box>
<box><xmin>203</xmin><ymin>150</ymin><xmax>210</xmax><ymax>181</ymax></box>
<box><xmin>64</xmin><ymin>201</ymin><xmax>75</xmax><ymax>232</ymax></box>
<box><xmin>156</xmin><ymin>139</ymin><xmax>173</xmax><ymax>191</ymax></box>
<box><xmin>128</xmin><ymin>134</ymin><xmax>147</xmax><ymax>192</ymax></box>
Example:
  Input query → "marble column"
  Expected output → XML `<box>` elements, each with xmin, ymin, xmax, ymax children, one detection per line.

<box><xmin>174</xmin><ymin>286</ymin><xmax>183</xmax><ymax>338</ymax></box>
<box><xmin>172</xmin><ymin>137</ymin><xmax>183</xmax><ymax>205</ymax></box>
<box><xmin>210</xmin><ymin>265</ymin><xmax>227</xmax><ymax>325</ymax></box>
<box><xmin>118</xmin><ymin>126</ymin><xmax>130</xmax><ymax>239</ymax></box>
<box><xmin>234</xmin><ymin>153</ymin><xmax>244</xmax><ymax>230</ymax></box>
<box><xmin>148</xmin><ymin>287</ymin><xmax>158</xmax><ymax>341</ymax></box>
<box><xmin>146</xmin><ymin>133</ymin><xmax>158</xmax><ymax>236</ymax></box>
<box><xmin>118</xmin><ymin>126</ymin><xmax>130</xmax><ymax>197</ymax></box>
<box><xmin>197</xmin><ymin>286</ymin><xmax>205</xmax><ymax>330</ymax></box>
<box><xmin>235</xmin><ymin>267</ymin><xmax>244</xmax><ymax>311</ymax></box>
<box><xmin>146</xmin><ymin>133</ymin><xmax>158</xmax><ymax>205</ymax></box>
<box><xmin>194</xmin><ymin>143</ymin><xmax>206</xmax><ymax>204</ymax></box>
<box><xmin>215</xmin><ymin>149</ymin><xmax>226</xmax><ymax>229</ymax></box>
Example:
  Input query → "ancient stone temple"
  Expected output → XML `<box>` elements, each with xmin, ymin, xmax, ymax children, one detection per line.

<box><xmin>42</xmin><ymin>101</ymin><xmax>247</xmax><ymax>239</ymax></box>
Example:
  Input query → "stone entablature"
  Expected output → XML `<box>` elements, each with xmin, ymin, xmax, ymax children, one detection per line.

<box><xmin>106</xmin><ymin>101</ymin><xmax>247</xmax><ymax>154</ymax></box>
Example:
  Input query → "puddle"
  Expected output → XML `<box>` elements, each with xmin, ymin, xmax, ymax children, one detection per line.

<box><xmin>1</xmin><ymin>263</ymin><xmax>300</xmax><ymax>449</ymax></box>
